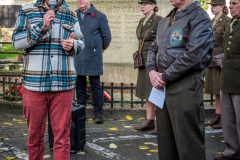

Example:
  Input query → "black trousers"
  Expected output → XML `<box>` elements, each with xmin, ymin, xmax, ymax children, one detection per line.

<box><xmin>156</xmin><ymin>72</ymin><xmax>205</xmax><ymax>160</ymax></box>
<box><xmin>76</xmin><ymin>75</ymin><xmax>103</xmax><ymax>115</ymax></box>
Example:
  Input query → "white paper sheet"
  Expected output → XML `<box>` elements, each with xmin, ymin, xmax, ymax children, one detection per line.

<box><xmin>148</xmin><ymin>86</ymin><xmax>166</xmax><ymax>109</ymax></box>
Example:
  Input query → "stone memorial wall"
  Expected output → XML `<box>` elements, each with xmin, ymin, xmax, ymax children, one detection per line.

<box><xmin>0</xmin><ymin>0</ymin><xmax>172</xmax><ymax>83</ymax></box>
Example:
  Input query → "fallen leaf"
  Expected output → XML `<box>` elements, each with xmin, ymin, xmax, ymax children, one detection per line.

<box><xmin>221</xmin><ymin>140</ymin><xmax>224</xmax><ymax>143</ymax></box>
<box><xmin>4</xmin><ymin>122</ymin><xmax>13</xmax><ymax>126</ymax></box>
<box><xmin>211</xmin><ymin>135</ymin><xmax>215</xmax><ymax>138</ymax></box>
<box><xmin>215</xmin><ymin>152</ymin><xmax>223</xmax><ymax>154</ymax></box>
<box><xmin>13</xmin><ymin>119</ymin><xmax>22</xmax><ymax>122</ymax></box>
<box><xmin>144</xmin><ymin>142</ymin><xmax>157</xmax><ymax>146</ymax></box>
<box><xmin>110</xmin><ymin>143</ymin><xmax>118</xmax><ymax>149</ymax></box>
<box><xmin>7</xmin><ymin>156</ymin><xmax>16</xmax><ymax>160</ymax></box>
<box><xmin>118</xmin><ymin>119</ymin><xmax>126</xmax><ymax>122</ymax></box>
<box><xmin>146</xmin><ymin>153</ymin><xmax>152</xmax><ymax>156</ymax></box>
<box><xmin>0</xmin><ymin>137</ymin><xmax>9</xmax><ymax>140</ymax></box>
<box><xmin>77</xmin><ymin>151</ymin><xmax>85</xmax><ymax>155</ymax></box>
<box><xmin>219</xmin><ymin>135</ymin><xmax>223</xmax><ymax>138</ymax></box>
<box><xmin>138</xmin><ymin>146</ymin><xmax>149</xmax><ymax>150</ymax></box>
<box><xmin>116</xmin><ymin>132</ymin><xmax>122</xmax><ymax>136</ymax></box>
<box><xmin>132</xmin><ymin>129</ymin><xmax>138</xmax><ymax>132</ymax></box>
<box><xmin>108</xmin><ymin>127</ymin><xmax>118</xmax><ymax>131</ymax></box>
<box><xmin>138</xmin><ymin>117</ymin><xmax>145</xmax><ymax>121</ymax></box>
<box><xmin>17</xmin><ymin>122</ymin><xmax>27</xmax><ymax>124</ymax></box>
<box><xmin>148</xmin><ymin>149</ymin><xmax>158</xmax><ymax>153</ymax></box>
<box><xmin>108</xmin><ymin>118</ymin><xmax>114</xmax><ymax>121</ymax></box>
<box><xmin>43</xmin><ymin>154</ymin><xmax>51</xmax><ymax>158</ymax></box>
<box><xmin>45</xmin><ymin>134</ymin><xmax>48</xmax><ymax>136</ymax></box>
<box><xmin>123</xmin><ymin>126</ymin><xmax>132</xmax><ymax>129</ymax></box>
<box><xmin>4</xmin><ymin>138</ymin><xmax>9</xmax><ymax>140</ymax></box>
<box><xmin>23</xmin><ymin>134</ymin><xmax>28</xmax><ymax>136</ymax></box>
<box><xmin>107</xmin><ymin>134</ymin><xmax>114</xmax><ymax>136</ymax></box>
<box><xmin>206</xmin><ymin>126</ymin><xmax>211</xmax><ymax>129</ymax></box>
<box><xmin>86</xmin><ymin>135</ymin><xmax>90</xmax><ymax>137</ymax></box>
<box><xmin>125</xmin><ymin>115</ymin><xmax>133</xmax><ymax>120</ymax></box>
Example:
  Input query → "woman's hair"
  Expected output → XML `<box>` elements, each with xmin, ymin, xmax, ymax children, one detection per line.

<box><xmin>154</xmin><ymin>5</ymin><xmax>159</xmax><ymax>12</ymax></box>
<box><xmin>222</xmin><ymin>5</ymin><xmax>229</xmax><ymax>15</ymax></box>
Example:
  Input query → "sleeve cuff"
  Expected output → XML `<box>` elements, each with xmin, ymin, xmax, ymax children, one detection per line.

<box><xmin>162</xmin><ymin>71</ymin><xmax>171</xmax><ymax>84</ymax></box>
<box><xmin>146</xmin><ymin>64</ymin><xmax>157</xmax><ymax>73</ymax></box>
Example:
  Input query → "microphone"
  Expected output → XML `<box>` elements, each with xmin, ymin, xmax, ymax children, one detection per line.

<box><xmin>50</xmin><ymin>0</ymin><xmax>56</xmax><ymax>10</ymax></box>
<box><xmin>49</xmin><ymin>0</ymin><xmax>56</xmax><ymax>26</ymax></box>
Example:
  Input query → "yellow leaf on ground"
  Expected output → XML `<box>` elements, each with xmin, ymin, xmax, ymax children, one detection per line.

<box><xmin>77</xmin><ymin>151</ymin><xmax>85</xmax><ymax>155</ymax></box>
<box><xmin>86</xmin><ymin>135</ymin><xmax>90</xmax><ymax>137</ymax></box>
<box><xmin>211</xmin><ymin>135</ymin><xmax>215</xmax><ymax>138</ymax></box>
<box><xmin>148</xmin><ymin>150</ymin><xmax>158</xmax><ymax>153</ymax></box>
<box><xmin>4</xmin><ymin>138</ymin><xmax>9</xmax><ymax>140</ymax></box>
<box><xmin>110</xmin><ymin>143</ymin><xmax>118</xmax><ymax>149</ymax></box>
<box><xmin>13</xmin><ymin>119</ymin><xmax>22</xmax><ymax>122</ymax></box>
<box><xmin>138</xmin><ymin>117</ymin><xmax>145</xmax><ymax>121</ymax></box>
<box><xmin>146</xmin><ymin>153</ymin><xmax>152</xmax><ymax>156</ymax></box>
<box><xmin>43</xmin><ymin>154</ymin><xmax>51</xmax><ymax>158</ymax></box>
<box><xmin>7</xmin><ymin>156</ymin><xmax>16</xmax><ymax>160</ymax></box>
<box><xmin>144</xmin><ymin>142</ymin><xmax>157</xmax><ymax>146</ymax></box>
<box><xmin>219</xmin><ymin>135</ymin><xmax>223</xmax><ymax>138</ymax></box>
<box><xmin>221</xmin><ymin>140</ymin><xmax>225</xmax><ymax>143</ymax></box>
<box><xmin>138</xmin><ymin>146</ymin><xmax>149</xmax><ymax>150</ymax></box>
<box><xmin>206</xmin><ymin>126</ymin><xmax>211</xmax><ymax>129</ymax></box>
<box><xmin>4</xmin><ymin>122</ymin><xmax>13</xmax><ymax>126</ymax></box>
<box><xmin>17</xmin><ymin>122</ymin><xmax>27</xmax><ymax>124</ymax></box>
<box><xmin>23</xmin><ymin>134</ymin><xmax>28</xmax><ymax>136</ymax></box>
<box><xmin>116</xmin><ymin>132</ymin><xmax>122</xmax><ymax>136</ymax></box>
<box><xmin>108</xmin><ymin>127</ymin><xmax>118</xmax><ymax>131</ymax></box>
<box><xmin>123</xmin><ymin>126</ymin><xmax>132</xmax><ymax>129</ymax></box>
<box><xmin>125</xmin><ymin>115</ymin><xmax>133</xmax><ymax>120</ymax></box>
<box><xmin>132</xmin><ymin>129</ymin><xmax>138</xmax><ymax>132</ymax></box>
<box><xmin>108</xmin><ymin>118</ymin><xmax>114</xmax><ymax>121</ymax></box>
<box><xmin>107</xmin><ymin>134</ymin><xmax>114</xmax><ymax>136</ymax></box>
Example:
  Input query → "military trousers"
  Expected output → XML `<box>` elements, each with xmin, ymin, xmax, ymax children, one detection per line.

<box><xmin>156</xmin><ymin>72</ymin><xmax>206</xmax><ymax>160</ymax></box>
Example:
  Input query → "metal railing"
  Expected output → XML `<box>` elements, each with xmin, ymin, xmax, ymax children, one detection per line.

<box><xmin>0</xmin><ymin>77</ymin><xmax>214</xmax><ymax>108</ymax></box>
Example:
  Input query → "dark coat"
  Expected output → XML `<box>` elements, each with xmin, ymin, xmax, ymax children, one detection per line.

<box><xmin>136</xmin><ymin>13</ymin><xmax>163</xmax><ymax>66</ymax></box>
<box><xmin>208</xmin><ymin>14</ymin><xmax>231</xmax><ymax>67</ymax></box>
<box><xmin>220</xmin><ymin>19</ymin><xmax>240</xmax><ymax>94</ymax></box>
<box><xmin>74</xmin><ymin>4</ymin><xmax>111</xmax><ymax>76</ymax></box>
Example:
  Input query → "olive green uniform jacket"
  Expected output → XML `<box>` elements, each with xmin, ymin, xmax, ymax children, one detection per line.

<box><xmin>136</xmin><ymin>13</ymin><xmax>163</xmax><ymax>66</ymax></box>
<box><xmin>220</xmin><ymin>19</ymin><xmax>240</xmax><ymax>93</ymax></box>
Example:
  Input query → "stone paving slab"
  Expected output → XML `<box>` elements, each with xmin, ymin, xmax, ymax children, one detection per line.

<box><xmin>0</xmin><ymin>109</ymin><xmax>226</xmax><ymax>160</ymax></box>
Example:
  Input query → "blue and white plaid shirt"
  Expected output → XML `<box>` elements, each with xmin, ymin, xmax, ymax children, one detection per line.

<box><xmin>12</xmin><ymin>0</ymin><xmax>85</xmax><ymax>92</ymax></box>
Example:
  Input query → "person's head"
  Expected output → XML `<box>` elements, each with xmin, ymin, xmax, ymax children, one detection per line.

<box><xmin>229</xmin><ymin>0</ymin><xmax>240</xmax><ymax>18</ymax></box>
<box><xmin>42</xmin><ymin>0</ymin><xmax>63</xmax><ymax>9</ymax></box>
<box><xmin>138</xmin><ymin>0</ymin><xmax>158</xmax><ymax>16</ymax></box>
<box><xmin>169</xmin><ymin>0</ymin><xmax>192</xmax><ymax>9</ymax></box>
<box><xmin>208</xmin><ymin>0</ymin><xmax>228</xmax><ymax>15</ymax></box>
<box><xmin>77</xmin><ymin>0</ymin><xmax>91</xmax><ymax>13</ymax></box>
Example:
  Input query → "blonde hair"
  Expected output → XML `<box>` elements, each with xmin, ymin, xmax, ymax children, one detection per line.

<box><xmin>222</xmin><ymin>5</ymin><xmax>229</xmax><ymax>15</ymax></box>
<box><xmin>154</xmin><ymin>5</ymin><xmax>159</xmax><ymax>12</ymax></box>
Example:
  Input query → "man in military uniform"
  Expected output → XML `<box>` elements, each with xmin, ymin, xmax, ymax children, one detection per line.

<box><xmin>214</xmin><ymin>0</ymin><xmax>240</xmax><ymax>159</ymax></box>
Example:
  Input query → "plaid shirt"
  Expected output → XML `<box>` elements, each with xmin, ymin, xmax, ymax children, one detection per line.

<box><xmin>12</xmin><ymin>0</ymin><xmax>85</xmax><ymax>92</ymax></box>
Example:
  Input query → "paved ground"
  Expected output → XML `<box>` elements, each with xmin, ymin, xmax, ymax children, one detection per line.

<box><xmin>0</xmin><ymin>106</ymin><xmax>226</xmax><ymax>160</ymax></box>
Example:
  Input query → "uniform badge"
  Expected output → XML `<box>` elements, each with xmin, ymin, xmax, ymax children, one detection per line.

<box><xmin>170</xmin><ymin>28</ymin><xmax>183</xmax><ymax>46</ymax></box>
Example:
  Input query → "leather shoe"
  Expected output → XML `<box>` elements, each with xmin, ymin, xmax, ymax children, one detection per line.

<box><xmin>148</xmin><ymin>129</ymin><xmax>157</xmax><ymax>135</ymax></box>
<box><xmin>214</xmin><ymin>153</ymin><xmax>230</xmax><ymax>160</ymax></box>
<box><xmin>213</xmin><ymin>121</ymin><xmax>222</xmax><ymax>129</ymax></box>
<box><xmin>95</xmin><ymin>114</ymin><xmax>104</xmax><ymax>124</ymax></box>
<box><xmin>205</xmin><ymin>114</ymin><xmax>221</xmax><ymax>126</ymax></box>
<box><xmin>134</xmin><ymin>120</ymin><xmax>155</xmax><ymax>131</ymax></box>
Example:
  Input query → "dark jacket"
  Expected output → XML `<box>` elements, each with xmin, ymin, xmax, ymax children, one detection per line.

<box><xmin>220</xmin><ymin>18</ymin><xmax>240</xmax><ymax>94</ymax></box>
<box><xmin>208</xmin><ymin>14</ymin><xmax>231</xmax><ymax>67</ymax></box>
<box><xmin>136</xmin><ymin>13</ymin><xmax>163</xmax><ymax>66</ymax></box>
<box><xmin>147</xmin><ymin>2</ymin><xmax>214</xmax><ymax>84</ymax></box>
<box><xmin>74</xmin><ymin>4</ymin><xmax>111</xmax><ymax>76</ymax></box>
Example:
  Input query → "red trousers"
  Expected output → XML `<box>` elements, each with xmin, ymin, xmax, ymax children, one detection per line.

<box><xmin>22</xmin><ymin>88</ymin><xmax>73</xmax><ymax>160</ymax></box>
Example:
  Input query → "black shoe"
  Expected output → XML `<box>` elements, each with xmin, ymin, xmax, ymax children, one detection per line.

<box><xmin>95</xmin><ymin>114</ymin><xmax>103</xmax><ymax>124</ymax></box>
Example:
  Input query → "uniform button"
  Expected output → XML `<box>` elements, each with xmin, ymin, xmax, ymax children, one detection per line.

<box><xmin>229</xmin><ymin>36</ymin><xmax>232</xmax><ymax>38</ymax></box>
<box><xmin>227</xmin><ymin>48</ymin><xmax>230</xmax><ymax>50</ymax></box>
<box><xmin>151</xmin><ymin>31</ymin><xmax>153</xmax><ymax>33</ymax></box>
<box><xmin>228</xmin><ymin>41</ymin><xmax>231</xmax><ymax>44</ymax></box>
<box><xmin>148</xmin><ymin>23</ymin><xmax>150</xmax><ymax>25</ymax></box>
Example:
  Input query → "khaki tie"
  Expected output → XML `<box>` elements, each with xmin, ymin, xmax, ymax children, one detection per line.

<box><xmin>212</xmin><ymin>17</ymin><xmax>218</xmax><ymax>28</ymax></box>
